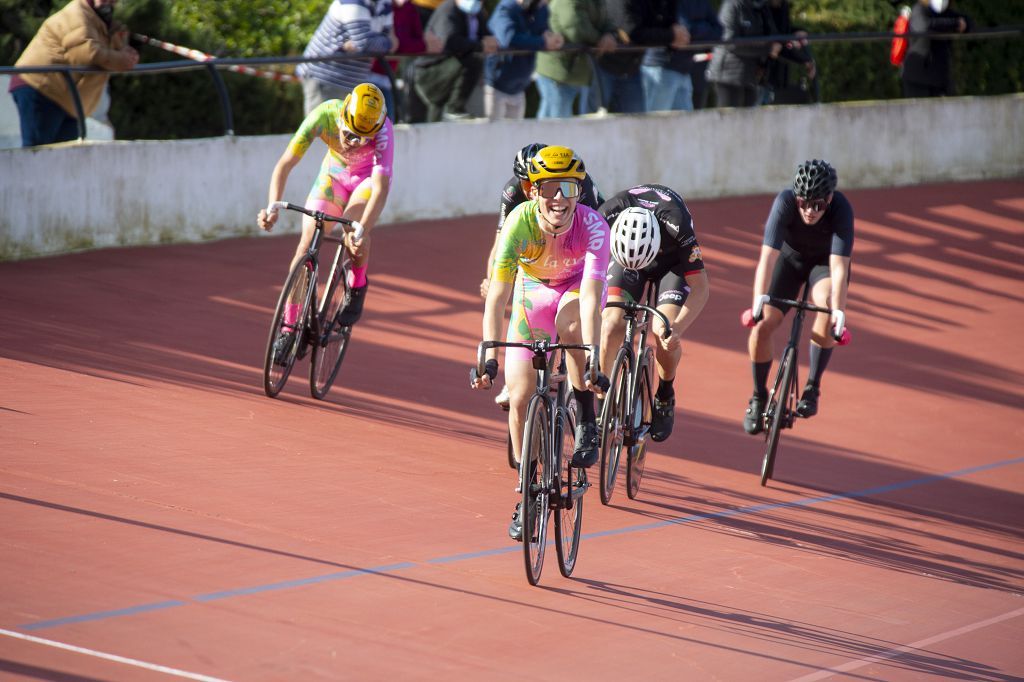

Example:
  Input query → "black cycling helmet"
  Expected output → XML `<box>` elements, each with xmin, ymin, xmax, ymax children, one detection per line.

<box><xmin>793</xmin><ymin>159</ymin><xmax>838</xmax><ymax>200</ymax></box>
<box><xmin>513</xmin><ymin>142</ymin><xmax>548</xmax><ymax>181</ymax></box>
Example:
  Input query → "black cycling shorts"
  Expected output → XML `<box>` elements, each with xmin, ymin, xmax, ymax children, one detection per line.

<box><xmin>767</xmin><ymin>255</ymin><xmax>849</xmax><ymax>313</ymax></box>
<box><xmin>606</xmin><ymin>259</ymin><xmax>693</xmax><ymax>308</ymax></box>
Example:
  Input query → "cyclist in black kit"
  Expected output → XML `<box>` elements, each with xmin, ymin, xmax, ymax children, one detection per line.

<box><xmin>599</xmin><ymin>184</ymin><xmax>711</xmax><ymax>442</ymax></box>
<box><xmin>481</xmin><ymin>141</ymin><xmax>604</xmax><ymax>409</ymax></box>
<box><xmin>743</xmin><ymin>159</ymin><xmax>854</xmax><ymax>434</ymax></box>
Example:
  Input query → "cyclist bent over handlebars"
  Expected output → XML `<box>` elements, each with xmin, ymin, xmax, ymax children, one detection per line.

<box><xmin>470</xmin><ymin>146</ymin><xmax>610</xmax><ymax>541</ymax></box>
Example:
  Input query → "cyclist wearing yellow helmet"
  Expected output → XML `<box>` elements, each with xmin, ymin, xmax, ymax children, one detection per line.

<box><xmin>471</xmin><ymin>145</ymin><xmax>611</xmax><ymax>541</ymax></box>
<box><xmin>258</xmin><ymin>83</ymin><xmax>393</xmax><ymax>328</ymax></box>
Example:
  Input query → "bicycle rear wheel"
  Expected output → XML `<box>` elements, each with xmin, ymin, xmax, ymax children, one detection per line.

<box><xmin>761</xmin><ymin>347</ymin><xmax>796</xmax><ymax>486</ymax></box>
<box><xmin>521</xmin><ymin>395</ymin><xmax>550</xmax><ymax>586</ymax></box>
<box><xmin>310</xmin><ymin>255</ymin><xmax>351</xmax><ymax>399</ymax></box>
<box><xmin>627</xmin><ymin>350</ymin><xmax>654</xmax><ymax>500</ymax></box>
<box><xmin>263</xmin><ymin>259</ymin><xmax>316</xmax><ymax>398</ymax></box>
<box><xmin>599</xmin><ymin>348</ymin><xmax>631</xmax><ymax>505</ymax></box>
<box><xmin>555</xmin><ymin>396</ymin><xmax>583</xmax><ymax>577</ymax></box>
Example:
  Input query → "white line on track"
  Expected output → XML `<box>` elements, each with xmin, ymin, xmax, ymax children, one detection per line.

<box><xmin>0</xmin><ymin>628</ymin><xmax>232</xmax><ymax>682</ymax></box>
<box><xmin>788</xmin><ymin>606</ymin><xmax>1024</xmax><ymax>681</ymax></box>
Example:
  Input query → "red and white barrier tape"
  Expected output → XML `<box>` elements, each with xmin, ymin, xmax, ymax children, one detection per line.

<box><xmin>133</xmin><ymin>33</ymin><xmax>299</xmax><ymax>83</ymax></box>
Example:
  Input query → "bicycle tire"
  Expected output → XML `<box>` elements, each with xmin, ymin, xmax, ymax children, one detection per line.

<box><xmin>309</xmin><ymin>257</ymin><xmax>351</xmax><ymax>399</ymax></box>
<box><xmin>627</xmin><ymin>349</ymin><xmax>654</xmax><ymax>500</ymax></box>
<box><xmin>761</xmin><ymin>347</ymin><xmax>795</xmax><ymax>486</ymax></box>
<box><xmin>599</xmin><ymin>348</ymin><xmax>631</xmax><ymax>505</ymax></box>
<box><xmin>263</xmin><ymin>259</ymin><xmax>316</xmax><ymax>398</ymax></box>
<box><xmin>521</xmin><ymin>395</ymin><xmax>550</xmax><ymax>586</ymax></box>
<box><xmin>555</xmin><ymin>396</ymin><xmax>583</xmax><ymax>577</ymax></box>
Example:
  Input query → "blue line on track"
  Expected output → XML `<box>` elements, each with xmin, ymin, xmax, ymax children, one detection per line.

<box><xmin>17</xmin><ymin>456</ymin><xmax>1023</xmax><ymax>631</ymax></box>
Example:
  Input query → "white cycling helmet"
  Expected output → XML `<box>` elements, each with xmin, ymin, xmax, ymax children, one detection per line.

<box><xmin>610</xmin><ymin>206</ymin><xmax>661</xmax><ymax>270</ymax></box>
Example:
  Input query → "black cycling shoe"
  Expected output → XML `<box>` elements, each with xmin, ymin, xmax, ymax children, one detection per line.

<box><xmin>508</xmin><ymin>502</ymin><xmax>523</xmax><ymax>542</ymax></box>
<box><xmin>743</xmin><ymin>393</ymin><xmax>766</xmax><ymax>435</ymax></box>
<box><xmin>651</xmin><ymin>395</ymin><xmax>675</xmax><ymax>442</ymax></box>
<box><xmin>272</xmin><ymin>331</ymin><xmax>295</xmax><ymax>366</ymax></box>
<box><xmin>337</xmin><ymin>280</ymin><xmax>369</xmax><ymax>327</ymax></box>
<box><xmin>571</xmin><ymin>420</ymin><xmax>600</xmax><ymax>468</ymax></box>
<box><xmin>796</xmin><ymin>385</ymin><xmax>820</xmax><ymax>418</ymax></box>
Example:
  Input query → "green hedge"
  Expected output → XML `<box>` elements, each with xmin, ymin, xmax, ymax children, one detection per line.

<box><xmin>4</xmin><ymin>0</ymin><xmax>1022</xmax><ymax>139</ymax></box>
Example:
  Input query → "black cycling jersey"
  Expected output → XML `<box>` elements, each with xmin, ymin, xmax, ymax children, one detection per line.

<box><xmin>496</xmin><ymin>174</ymin><xmax>604</xmax><ymax>230</ymax></box>
<box><xmin>598</xmin><ymin>184</ymin><xmax>705</xmax><ymax>273</ymax></box>
<box><xmin>763</xmin><ymin>189</ymin><xmax>855</xmax><ymax>266</ymax></box>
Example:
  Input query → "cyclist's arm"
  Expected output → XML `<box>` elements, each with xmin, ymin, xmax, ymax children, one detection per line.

<box><xmin>828</xmin><ymin>254</ymin><xmax>850</xmax><ymax>312</ymax></box>
<box><xmin>482</xmin><ymin>277</ymin><xmax>513</xmax><ymax>363</ymax></box>
<box><xmin>481</xmin><ymin>230</ymin><xmax>502</xmax><ymax>298</ymax></box>
<box><xmin>671</xmin><ymin>269</ymin><xmax>710</xmax><ymax>337</ymax></box>
<box><xmin>579</xmin><ymin>277</ymin><xmax>604</xmax><ymax>370</ymax></box>
<box><xmin>358</xmin><ymin>172</ymin><xmax>391</xmax><ymax>236</ymax></box>
<box><xmin>259</xmin><ymin>148</ymin><xmax>303</xmax><ymax>230</ymax></box>
<box><xmin>752</xmin><ymin>245</ymin><xmax>780</xmax><ymax>310</ymax></box>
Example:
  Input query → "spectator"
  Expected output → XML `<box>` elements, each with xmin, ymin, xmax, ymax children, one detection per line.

<box><xmin>413</xmin><ymin>0</ymin><xmax>499</xmax><ymax>122</ymax></box>
<box><xmin>484</xmin><ymin>0</ymin><xmax>562</xmax><ymax>120</ymax></box>
<box><xmin>411</xmin><ymin>0</ymin><xmax>445</xmax><ymax>26</ymax></box>
<box><xmin>641</xmin><ymin>0</ymin><xmax>699</xmax><ymax>112</ymax></box>
<box><xmin>901</xmin><ymin>0</ymin><xmax>970</xmax><ymax>98</ymax></box>
<box><xmin>297</xmin><ymin>0</ymin><xmax>396</xmax><ymax>115</ymax></box>
<box><xmin>677</xmin><ymin>0</ymin><xmax>723</xmax><ymax>109</ymax></box>
<box><xmin>10</xmin><ymin>0</ymin><xmax>138</xmax><ymax>147</ymax></box>
<box><xmin>370</xmin><ymin>0</ymin><xmax>444</xmax><ymax>122</ymax></box>
<box><xmin>595</xmin><ymin>0</ymin><xmax>688</xmax><ymax>115</ymax></box>
<box><xmin>760</xmin><ymin>0</ymin><xmax>816</xmax><ymax>105</ymax></box>
<box><xmin>533</xmin><ymin>0</ymin><xmax>617</xmax><ymax>119</ymax></box>
<box><xmin>706</xmin><ymin>0</ymin><xmax>782</xmax><ymax>108</ymax></box>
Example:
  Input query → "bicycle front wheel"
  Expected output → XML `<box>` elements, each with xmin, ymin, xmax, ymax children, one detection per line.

<box><xmin>263</xmin><ymin>259</ymin><xmax>316</xmax><ymax>398</ymax></box>
<box><xmin>555</xmin><ymin>396</ymin><xmax>583</xmax><ymax>577</ymax></box>
<box><xmin>599</xmin><ymin>348</ymin><xmax>631</xmax><ymax>505</ymax></box>
<box><xmin>761</xmin><ymin>347</ymin><xmax>796</xmax><ymax>486</ymax></box>
<box><xmin>521</xmin><ymin>395</ymin><xmax>550</xmax><ymax>586</ymax></box>
<box><xmin>310</xmin><ymin>257</ymin><xmax>351</xmax><ymax>399</ymax></box>
<box><xmin>627</xmin><ymin>350</ymin><xmax>655</xmax><ymax>500</ymax></box>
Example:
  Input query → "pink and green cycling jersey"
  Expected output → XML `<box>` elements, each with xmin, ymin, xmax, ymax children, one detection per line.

<box><xmin>286</xmin><ymin>99</ymin><xmax>394</xmax><ymax>193</ymax></box>
<box><xmin>492</xmin><ymin>201</ymin><xmax>610</xmax><ymax>286</ymax></box>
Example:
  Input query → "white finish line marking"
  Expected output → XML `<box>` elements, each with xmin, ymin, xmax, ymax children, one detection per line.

<box><xmin>0</xmin><ymin>628</ymin><xmax>232</xmax><ymax>682</ymax></box>
<box><xmin>789</xmin><ymin>606</ymin><xmax>1024</xmax><ymax>681</ymax></box>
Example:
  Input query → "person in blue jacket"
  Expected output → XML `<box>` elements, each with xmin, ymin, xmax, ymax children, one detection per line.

<box><xmin>484</xmin><ymin>0</ymin><xmax>564</xmax><ymax>120</ymax></box>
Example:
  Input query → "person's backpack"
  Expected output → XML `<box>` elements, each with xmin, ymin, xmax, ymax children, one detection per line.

<box><xmin>890</xmin><ymin>5</ymin><xmax>912</xmax><ymax>66</ymax></box>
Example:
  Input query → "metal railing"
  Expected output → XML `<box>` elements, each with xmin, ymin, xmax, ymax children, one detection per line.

<box><xmin>2</xmin><ymin>25</ymin><xmax>1020</xmax><ymax>142</ymax></box>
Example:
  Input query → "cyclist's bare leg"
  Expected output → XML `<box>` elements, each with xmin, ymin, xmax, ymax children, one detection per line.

<box><xmin>342</xmin><ymin>194</ymin><xmax>372</xmax><ymax>270</ymax></box>
<box><xmin>653</xmin><ymin>302</ymin><xmax>683</xmax><ymax>381</ymax></box>
<box><xmin>748</xmin><ymin>304</ymin><xmax>784</xmax><ymax>362</ymax></box>
<box><xmin>809</xmin><ymin>276</ymin><xmax>836</xmax><ymax>349</ymax></box>
<box><xmin>505</xmin><ymin>358</ymin><xmax>536</xmax><ymax>465</ymax></box>
<box><xmin>555</xmin><ymin>299</ymin><xmax>587</xmax><ymax>392</ymax></box>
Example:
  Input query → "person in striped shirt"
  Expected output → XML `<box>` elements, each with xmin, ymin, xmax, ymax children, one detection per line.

<box><xmin>298</xmin><ymin>0</ymin><xmax>398</xmax><ymax>114</ymax></box>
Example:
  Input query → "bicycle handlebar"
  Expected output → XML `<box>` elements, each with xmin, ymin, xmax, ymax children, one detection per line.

<box><xmin>475</xmin><ymin>340</ymin><xmax>601</xmax><ymax>386</ymax></box>
<box><xmin>747</xmin><ymin>294</ymin><xmax>848</xmax><ymax>343</ymax></box>
<box><xmin>266</xmin><ymin>201</ymin><xmax>364</xmax><ymax>240</ymax></box>
<box><xmin>604</xmin><ymin>301</ymin><xmax>672</xmax><ymax>340</ymax></box>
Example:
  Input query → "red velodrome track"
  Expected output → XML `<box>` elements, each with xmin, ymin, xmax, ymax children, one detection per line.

<box><xmin>1</xmin><ymin>179</ymin><xmax>1022</xmax><ymax>681</ymax></box>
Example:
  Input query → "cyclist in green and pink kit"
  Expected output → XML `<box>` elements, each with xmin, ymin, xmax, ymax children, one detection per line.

<box><xmin>470</xmin><ymin>145</ymin><xmax>611</xmax><ymax>541</ymax></box>
<box><xmin>258</xmin><ymin>83</ymin><xmax>392</xmax><ymax>351</ymax></box>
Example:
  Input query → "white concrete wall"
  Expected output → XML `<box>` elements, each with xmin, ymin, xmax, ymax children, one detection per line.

<box><xmin>1</xmin><ymin>94</ymin><xmax>1021</xmax><ymax>259</ymax></box>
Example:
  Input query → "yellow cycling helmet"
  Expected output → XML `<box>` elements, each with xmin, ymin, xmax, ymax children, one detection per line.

<box><xmin>342</xmin><ymin>83</ymin><xmax>387</xmax><ymax>137</ymax></box>
<box><xmin>526</xmin><ymin>145</ymin><xmax>587</xmax><ymax>184</ymax></box>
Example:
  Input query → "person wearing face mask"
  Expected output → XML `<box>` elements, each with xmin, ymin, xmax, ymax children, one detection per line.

<box><xmin>742</xmin><ymin>160</ymin><xmax>854</xmax><ymax>434</ymax></box>
<box><xmin>413</xmin><ymin>0</ymin><xmax>500</xmax><ymax>121</ymax></box>
<box><xmin>901</xmin><ymin>0</ymin><xmax>971</xmax><ymax>98</ymax></box>
<box><xmin>471</xmin><ymin>146</ymin><xmax>611</xmax><ymax>542</ymax></box>
<box><xmin>10</xmin><ymin>0</ymin><xmax>138</xmax><ymax>147</ymax></box>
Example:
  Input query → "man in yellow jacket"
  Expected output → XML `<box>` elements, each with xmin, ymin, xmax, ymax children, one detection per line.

<box><xmin>10</xmin><ymin>0</ymin><xmax>139</xmax><ymax>147</ymax></box>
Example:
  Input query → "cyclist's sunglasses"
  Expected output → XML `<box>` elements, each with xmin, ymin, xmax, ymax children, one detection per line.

<box><xmin>536</xmin><ymin>180</ymin><xmax>581</xmax><ymax>199</ymax></box>
<box><xmin>342</xmin><ymin>127</ymin><xmax>370</xmax><ymax>145</ymax></box>
<box><xmin>796</xmin><ymin>195</ymin><xmax>830</xmax><ymax>212</ymax></box>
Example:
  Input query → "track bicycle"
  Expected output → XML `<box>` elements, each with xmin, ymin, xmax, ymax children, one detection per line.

<box><xmin>474</xmin><ymin>340</ymin><xmax>598</xmax><ymax>586</ymax></box>
<box><xmin>599</xmin><ymin>283</ymin><xmax>672</xmax><ymax>504</ymax></box>
<box><xmin>747</xmin><ymin>285</ymin><xmax>848</xmax><ymax>486</ymax></box>
<box><xmin>262</xmin><ymin>202</ymin><xmax>363</xmax><ymax>400</ymax></box>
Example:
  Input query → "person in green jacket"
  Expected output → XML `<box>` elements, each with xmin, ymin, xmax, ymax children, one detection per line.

<box><xmin>534</xmin><ymin>0</ymin><xmax>617</xmax><ymax>118</ymax></box>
